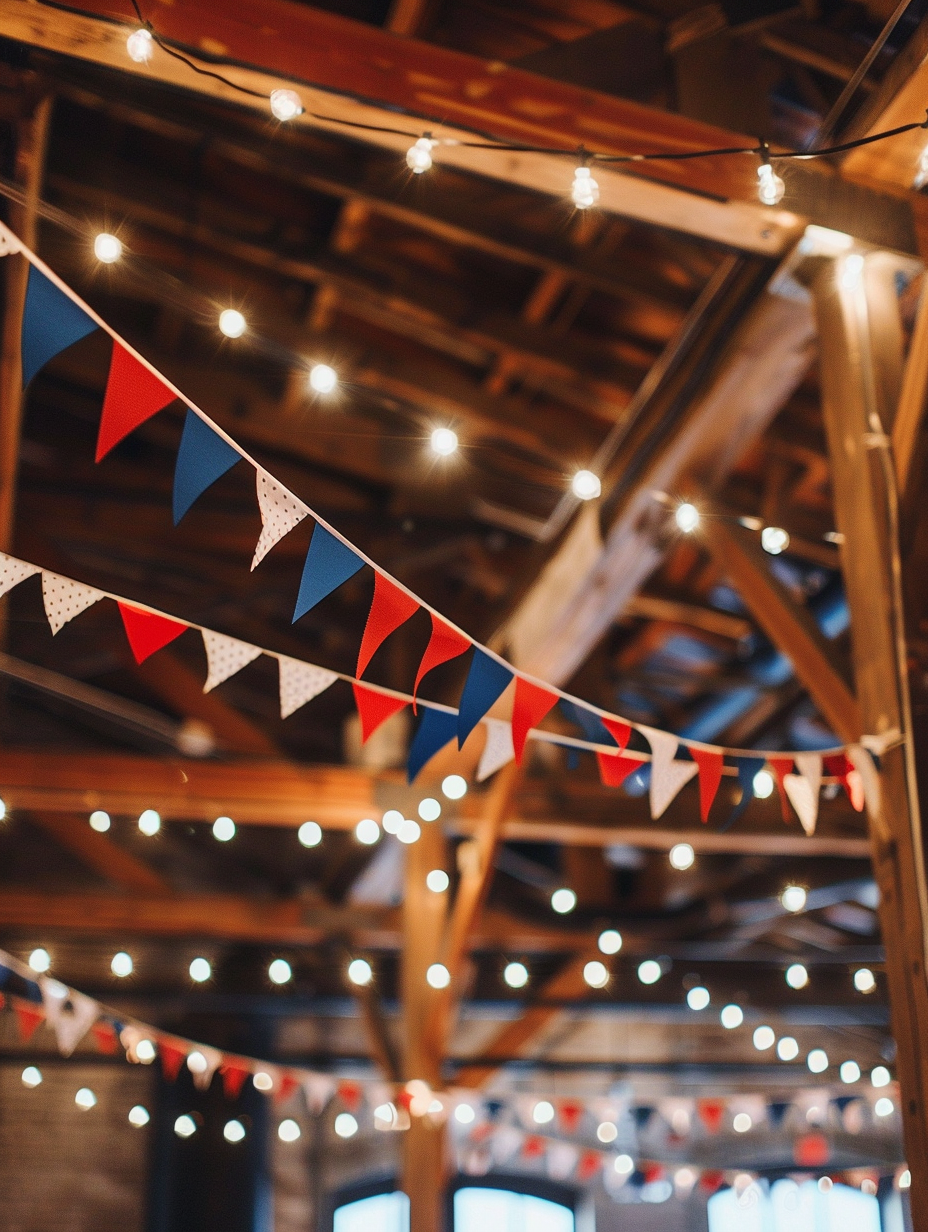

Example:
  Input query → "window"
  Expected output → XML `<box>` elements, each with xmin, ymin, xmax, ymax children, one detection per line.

<box><xmin>708</xmin><ymin>1179</ymin><xmax>881</xmax><ymax>1231</ymax></box>
<box><xmin>333</xmin><ymin>1191</ymin><xmax>409</xmax><ymax>1232</ymax></box>
<box><xmin>454</xmin><ymin>1186</ymin><xmax>574</xmax><ymax>1231</ymax></box>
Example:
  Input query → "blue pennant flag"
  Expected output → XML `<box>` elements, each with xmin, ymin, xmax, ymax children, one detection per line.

<box><xmin>767</xmin><ymin>1102</ymin><xmax>790</xmax><ymax>1130</ymax></box>
<box><xmin>407</xmin><ymin>708</ymin><xmax>458</xmax><ymax>784</ymax></box>
<box><xmin>172</xmin><ymin>409</ymin><xmax>241</xmax><ymax>524</ymax></box>
<box><xmin>21</xmin><ymin>265</ymin><xmax>98</xmax><ymax>388</ymax></box>
<box><xmin>293</xmin><ymin>523</ymin><xmax>364</xmax><ymax>622</ymax></box>
<box><xmin>457</xmin><ymin>648</ymin><xmax>513</xmax><ymax>749</ymax></box>
<box><xmin>559</xmin><ymin>698</ymin><xmax>617</xmax><ymax>746</ymax></box>
<box><xmin>720</xmin><ymin>756</ymin><xmax>766</xmax><ymax>831</ymax></box>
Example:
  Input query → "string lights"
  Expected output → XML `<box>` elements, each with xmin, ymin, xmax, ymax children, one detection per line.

<box><xmin>668</xmin><ymin>841</ymin><xmax>695</xmax><ymax>870</ymax></box>
<box><xmin>550</xmin><ymin>887</ymin><xmax>576</xmax><ymax>914</ymax></box>
<box><xmin>503</xmin><ymin>961</ymin><xmax>529</xmax><ymax>989</ymax></box>
<box><xmin>89</xmin><ymin>809</ymin><xmax>111</xmax><ymax>832</ymax></box>
<box><xmin>781</xmin><ymin>884</ymin><xmax>807</xmax><ymax>913</ymax></box>
<box><xmin>269</xmin><ymin>89</ymin><xmax>304</xmax><ymax>122</ymax></box>
<box><xmin>441</xmin><ymin>774</ymin><xmax>467</xmax><ymax>798</ymax></box>
<box><xmin>308</xmin><ymin>362</ymin><xmax>337</xmax><ymax>394</ymax></box>
<box><xmin>686</xmin><ymin>985</ymin><xmax>710</xmax><ymax>1010</ymax></box>
<box><xmin>93</xmin><ymin>232</ymin><xmax>122</xmax><ymax>263</ymax></box>
<box><xmin>571</xmin><ymin>469</ymin><xmax>601</xmax><ymax>501</ymax></box>
<box><xmin>776</xmin><ymin>1036</ymin><xmax>799</xmax><ymax>1061</ymax></box>
<box><xmin>268</xmin><ymin>959</ymin><xmax>292</xmax><ymax>985</ymax></box>
<box><xmin>189</xmin><ymin>956</ymin><xmax>211</xmax><ymax>983</ymax></box>
<box><xmin>218</xmin><ymin>308</ymin><xmax>247</xmax><ymax>338</ymax></box>
<box><xmin>570</xmin><ymin>164</ymin><xmax>599</xmax><ymax>210</ymax></box>
<box><xmin>28</xmin><ymin>947</ymin><xmax>50</xmax><ymax>973</ymax></box>
<box><xmin>808</xmin><ymin>1048</ymin><xmax>829</xmax><ymax>1074</ymax></box>
<box><xmin>347</xmin><ymin>958</ymin><xmax>373</xmax><ymax>986</ymax></box>
<box><xmin>111</xmin><ymin>951</ymin><xmax>133</xmax><ymax>978</ymax></box>
<box><xmin>298</xmin><ymin>821</ymin><xmax>322</xmax><ymax>847</ymax></box>
<box><xmin>786</xmin><ymin>963</ymin><xmax>809</xmax><ymax>989</ymax></box>
<box><xmin>138</xmin><ymin>809</ymin><xmax>160</xmax><ymax>836</ymax></box>
<box><xmin>637</xmin><ymin>959</ymin><xmax>662</xmax><ymax>985</ymax></box>
<box><xmin>125</xmin><ymin>28</ymin><xmax>153</xmax><ymax>63</ymax></box>
<box><xmin>406</xmin><ymin>136</ymin><xmax>435</xmax><ymax>174</ymax></box>
<box><xmin>354</xmin><ymin>817</ymin><xmax>380</xmax><ymax>845</ymax></box>
<box><xmin>212</xmin><ymin>815</ymin><xmax>236</xmax><ymax>841</ymax></box>
<box><xmin>854</xmin><ymin>967</ymin><xmax>876</xmax><ymax>993</ymax></box>
<box><xmin>430</xmin><ymin>426</ymin><xmax>458</xmax><ymax>457</ymax></box>
<box><xmin>598</xmin><ymin>929</ymin><xmax>622</xmax><ymax>954</ymax></box>
<box><xmin>720</xmin><ymin>1004</ymin><xmax>743</xmax><ymax>1029</ymax></box>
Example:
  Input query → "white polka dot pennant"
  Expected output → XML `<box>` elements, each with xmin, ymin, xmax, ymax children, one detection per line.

<box><xmin>41</xmin><ymin>571</ymin><xmax>105</xmax><ymax>635</ymax></box>
<box><xmin>0</xmin><ymin>552</ymin><xmax>38</xmax><ymax>599</ymax></box>
<box><xmin>201</xmin><ymin>629</ymin><xmax>262</xmax><ymax>693</ymax></box>
<box><xmin>252</xmin><ymin>472</ymin><xmax>308</xmax><ymax>571</ymax></box>
<box><xmin>278</xmin><ymin>656</ymin><xmax>338</xmax><ymax>719</ymax></box>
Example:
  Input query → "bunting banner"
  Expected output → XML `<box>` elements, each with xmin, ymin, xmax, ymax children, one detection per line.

<box><xmin>722</xmin><ymin>757</ymin><xmax>766</xmax><ymax>831</ymax></box>
<box><xmin>21</xmin><ymin>265</ymin><xmax>97</xmax><ymax>389</ymax></box>
<box><xmin>511</xmin><ymin>678</ymin><xmax>559</xmax><ymax>764</ymax></box>
<box><xmin>278</xmin><ymin>656</ymin><xmax>338</xmax><ymax>720</ymax></box>
<box><xmin>357</xmin><ymin>573</ymin><xmax>419</xmax><ymax>678</ymax></box>
<box><xmin>353</xmin><ymin>682</ymin><xmax>408</xmax><ymax>743</ymax></box>
<box><xmin>690</xmin><ymin>747</ymin><xmax>724</xmax><ymax>823</ymax></box>
<box><xmin>41</xmin><ymin>572</ymin><xmax>105</xmax><ymax>635</ymax></box>
<box><xmin>458</xmin><ymin>649</ymin><xmax>513</xmax><ymax>749</ymax></box>
<box><xmin>0</xmin><ymin>554</ymin><xmax>39</xmax><ymax>599</ymax></box>
<box><xmin>476</xmin><ymin>717</ymin><xmax>515</xmax><ymax>782</ymax></box>
<box><xmin>202</xmin><ymin>630</ymin><xmax>262</xmax><ymax>693</ymax></box>
<box><xmin>252</xmin><ymin>472</ymin><xmax>308</xmax><ymax>570</ymax></box>
<box><xmin>172</xmin><ymin>409</ymin><xmax>241</xmax><ymax>525</ymax></box>
<box><xmin>96</xmin><ymin>341</ymin><xmax>176</xmax><ymax>461</ymax></box>
<box><xmin>642</xmin><ymin>728</ymin><xmax>698</xmax><ymax>820</ymax></box>
<box><xmin>413</xmin><ymin>613</ymin><xmax>471</xmax><ymax>709</ymax></box>
<box><xmin>596</xmin><ymin>750</ymin><xmax>640</xmax><ymax>789</ymax></box>
<box><xmin>118</xmin><ymin>603</ymin><xmax>188</xmax><ymax>664</ymax></box>
<box><xmin>408</xmin><ymin>707</ymin><xmax>459</xmax><ymax>783</ymax></box>
<box><xmin>40</xmin><ymin>978</ymin><xmax>99</xmax><ymax>1058</ymax></box>
<box><xmin>293</xmin><ymin>524</ymin><xmax>364</xmax><ymax>622</ymax></box>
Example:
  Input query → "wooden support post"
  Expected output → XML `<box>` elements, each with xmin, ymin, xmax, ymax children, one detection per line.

<box><xmin>401</xmin><ymin>819</ymin><xmax>448</xmax><ymax>1232</ymax></box>
<box><xmin>811</xmin><ymin>249</ymin><xmax>928</xmax><ymax>1223</ymax></box>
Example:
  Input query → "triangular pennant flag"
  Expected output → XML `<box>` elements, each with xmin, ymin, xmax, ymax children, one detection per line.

<box><xmin>558</xmin><ymin>1100</ymin><xmax>584</xmax><ymax>1135</ymax></box>
<box><xmin>0</xmin><ymin>553</ymin><xmax>39</xmax><ymax>599</ymax></box>
<box><xmin>559</xmin><ymin>699</ymin><xmax>618</xmax><ymax>746</ymax></box>
<box><xmin>357</xmin><ymin>572</ymin><xmax>419</xmax><ymax>678</ymax></box>
<box><xmin>847</xmin><ymin>744</ymin><xmax>881</xmax><ymax>817</ymax></box>
<box><xmin>293</xmin><ymin>524</ymin><xmax>364</xmax><ymax>622</ymax></box>
<box><xmin>408</xmin><ymin>708</ymin><xmax>458</xmax><ymax>783</ymax></box>
<box><xmin>91</xmin><ymin>1021</ymin><xmax>119</xmax><ymax>1055</ymax></box>
<box><xmin>546</xmin><ymin>1141</ymin><xmax>580</xmax><ymax>1181</ymax></box>
<box><xmin>642</xmin><ymin>727</ymin><xmax>698</xmax><ymax>819</ymax></box>
<box><xmin>14</xmin><ymin>1001</ymin><xmax>44</xmax><ymax>1042</ymax></box>
<box><xmin>252</xmin><ymin>472</ymin><xmax>308</xmax><ymax>570</ymax></box>
<box><xmin>220</xmin><ymin>1062</ymin><xmax>251</xmax><ymax>1101</ymax></box>
<box><xmin>633</xmin><ymin>1105</ymin><xmax>654</xmax><ymax>1131</ymax></box>
<box><xmin>278</xmin><ymin>656</ymin><xmax>338</xmax><ymax>719</ymax></box>
<box><xmin>274</xmin><ymin>1071</ymin><xmax>301</xmax><ymax>1105</ymax></box>
<box><xmin>824</xmin><ymin>753</ymin><xmax>865</xmax><ymax>811</ymax></box>
<box><xmin>118</xmin><ymin>603</ymin><xmax>187</xmax><ymax>664</ymax></box>
<box><xmin>785</xmin><ymin>752</ymin><xmax>822</xmax><ymax>835</ymax></box>
<box><xmin>303</xmin><ymin>1073</ymin><xmax>336</xmax><ymax>1115</ymax></box>
<box><xmin>689</xmin><ymin>747</ymin><xmax>724</xmax><ymax>823</ymax></box>
<box><xmin>172</xmin><ymin>409</ymin><xmax>241</xmax><ymax>525</ymax></box>
<box><xmin>96</xmin><ymin>341</ymin><xmax>175</xmax><ymax>460</ymax></box>
<box><xmin>159</xmin><ymin>1039</ymin><xmax>188</xmax><ymax>1082</ymax></box>
<box><xmin>477</xmin><ymin>718</ymin><xmax>515</xmax><ymax>782</ymax></box>
<box><xmin>352</xmin><ymin>683</ymin><xmax>408</xmax><ymax>744</ymax></box>
<box><xmin>202</xmin><ymin>630</ymin><xmax>262</xmax><ymax>693</ymax></box>
<box><xmin>458</xmin><ymin>649</ymin><xmax>513</xmax><ymax>749</ymax></box>
<box><xmin>22</xmin><ymin>265</ymin><xmax>98</xmax><ymax>389</ymax></box>
<box><xmin>768</xmin><ymin>756</ymin><xmax>794</xmax><ymax>823</ymax></box>
<box><xmin>722</xmin><ymin>756</ymin><xmax>765</xmax><ymax>831</ymax></box>
<box><xmin>577</xmin><ymin>1150</ymin><xmax>602</xmax><ymax>1182</ymax></box>
<box><xmin>413</xmin><ymin>613</ymin><xmax>471</xmax><ymax>709</ymax></box>
<box><xmin>511</xmin><ymin>677</ymin><xmax>559</xmax><ymax>764</ymax></box>
<box><xmin>596</xmin><ymin>751</ymin><xmax>640</xmax><ymax>788</ymax></box>
<box><xmin>522</xmin><ymin>1134</ymin><xmax>545</xmax><ymax>1160</ymax></box>
<box><xmin>697</xmin><ymin>1099</ymin><xmax>724</xmax><ymax>1134</ymax></box>
<box><xmin>337</xmin><ymin>1079</ymin><xmax>362</xmax><ymax>1113</ymax></box>
<box><xmin>41</xmin><ymin>572</ymin><xmax>104</xmax><ymax>635</ymax></box>
<box><xmin>40</xmin><ymin>978</ymin><xmax>99</xmax><ymax>1056</ymax></box>
<box><xmin>601</xmin><ymin>716</ymin><xmax>632</xmax><ymax>751</ymax></box>
<box><xmin>767</xmin><ymin>1101</ymin><xmax>790</xmax><ymax>1130</ymax></box>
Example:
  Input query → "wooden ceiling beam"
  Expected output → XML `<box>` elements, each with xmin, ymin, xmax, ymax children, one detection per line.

<box><xmin>26</xmin><ymin>811</ymin><xmax>171</xmax><ymax>896</ymax></box>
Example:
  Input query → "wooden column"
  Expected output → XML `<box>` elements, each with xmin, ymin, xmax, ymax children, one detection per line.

<box><xmin>400</xmin><ymin>820</ymin><xmax>448</xmax><ymax>1232</ymax></box>
<box><xmin>811</xmin><ymin>250</ymin><xmax>928</xmax><ymax>1222</ymax></box>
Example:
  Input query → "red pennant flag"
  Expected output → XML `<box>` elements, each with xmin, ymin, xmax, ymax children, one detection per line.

<box><xmin>643</xmin><ymin>1162</ymin><xmax>665</xmax><ymax>1185</ymax></box>
<box><xmin>522</xmin><ymin>1135</ymin><xmax>545</xmax><ymax>1159</ymax></box>
<box><xmin>699</xmin><ymin>1170</ymin><xmax>724</xmax><ymax>1194</ymax></box>
<box><xmin>577</xmin><ymin>1150</ymin><xmax>602</xmax><ymax>1181</ymax></box>
<box><xmin>274</xmin><ymin>1071</ymin><xmax>300</xmax><ymax>1105</ymax></box>
<box><xmin>159</xmin><ymin>1039</ymin><xmax>188</xmax><ymax>1082</ymax></box>
<box><xmin>96</xmin><ymin>342</ymin><xmax>176</xmax><ymax>461</ymax></box>
<box><xmin>689</xmin><ymin>747</ymin><xmax>724</xmax><ymax>823</ymax></box>
<box><xmin>697</xmin><ymin>1099</ymin><xmax>724</xmax><ymax>1134</ymax></box>
<box><xmin>794</xmin><ymin>1133</ymin><xmax>830</xmax><ymax>1167</ymax></box>
<box><xmin>356</xmin><ymin>573</ymin><xmax>419</xmax><ymax>679</ymax></box>
<box><xmin>91</xmin><ymin>1021</ymin><xmax>118</xmax><ymax>1054</ymax></box>
<box><xmin>14</xmin><ymin>1001</ymin><xmax>44</xmax><ymax>1042</ymax></box>
<box><xmin>413</xmin><ymin>613</ymin><xmax>470</xmax><ymax>710</ymax></box>
<box><xmin>768</xmin><ymin>756</ymin><xmax>794</xmax><ymax>823</ymax></box>
<box><xmin>824</xmin><ymin>753</ymin><xmax>861</xmax><ymax>809</ymax></box>
<box><xmin>352</xmin><ymin>683</ymin><xmax>408</xmax><ymax>744</ymax></box>
<box><xmin>395</xmin><ymin>1089</ymin><xmax>413</xmax><ymax>1112</ymax></box>
<box><xmin>511</xmin><ymin>677</ymin><xmax>558</xmax><ymax>763</ymax></box>
<box><xmin>337</xmin><ymin>1079</ymin><xmax>362</xmax><ymax>1113</ymax></box>
<box><xmin>221</xmin><ymin>1062</ymin><xmax>251</xmax><ymax>1100</ymax></box>
<box><xmin>596</xmin><ymin>751</ymin><xmax>640</xmax><ymax>788</ymax></box>
<box><xmin>601</xmin><ymin>717</ymin><xmax>631</xmax><ymax>751</ymax></box>
<box><xmin>118</xmin><ymin>603</ymin><xmax>187</xmax><ymax>664</ymax></box>
<box><xmin>558</xmin><ymin>1100</ymin><xmax>583</xmax><ymax>1134</ymax></box>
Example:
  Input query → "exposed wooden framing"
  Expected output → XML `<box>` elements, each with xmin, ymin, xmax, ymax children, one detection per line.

<box><xmin>26</xmin><ymin>811</ymin><xmax>170</xmax><ymax>896</ymax></box>
<box><xmin>0</xmin><ymin>0</ymin><xmax>805</xmax><ymax>254</ymax></box>
<box><xmin>701</xmin><ymin>517</ymin><xmax>861</xmax><ymax>741</ymax></box>
<box><xmin>893</xmin><ymin>274</ymin><xmax>928</xmax><ymax>493</ymax></box>
<box><xmin>499</xmin><ymin>275</ymin><xmax>817</xmax><ymax>685</ymax></box>
<box><xmin>809</xmin><ymin>248</ymin><xmax>928</xmax><ymax>1226</ymax></box>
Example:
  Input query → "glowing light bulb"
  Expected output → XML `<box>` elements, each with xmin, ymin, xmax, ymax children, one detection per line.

<box><xmin>347</xmin><ymin>958</ymin><xmax>373</xmax><ymax>986</ymax></box>
<box><xmin>455</xmin><ymin>1103</ymin><xmax>476</xmax><ymax>1124</ymax></box>
<box><xmin>584</xmin><ymin>960</ymin><xmax>610</xmax><ymax>989</ymax></box>
<box><xmin>675</xmin><ymin>502</ymin><xmax>699</xmax><ymax>533</ymax></box>
<box><xmin>268</xmin><ymin>959</ymin><xmax>292</xmax><ymax>985</ymax></box>
<box><xmin>733</xmin><ymin>1112</ymin><xmax>752</xmax><ymax>1133</ymax></box>
<box><xmin>426</xmin><ymin>962</ymin><xmax>450</xmax><ymax>989</ymax></box>
<box><xmin>397</xmin><ymin>818</ymin><xmax>421</xmax><ymax>844</ymax></box>
<box><xmin>807</xmin><ymin>1049</ymin><xmax>829</xmax><ymax>1074</ymax></box>
<box><xmin>189</xmin><ymin>957</ymin><xmax>211</xmax><ymax>983</ymax></box>
<box><xmin>128</xmin><ymin>1105</ymin><xmax>150</xmax><ymax>1127</ymax></box>
<box><xmin>212</xmin><ymin>815</ymin><xmax>235</xmax><ymax>842</ymax></box>
<box><xmin>138</xmin><ymin>809</ymin><xmax>160</xmax><ymax>836</ymax></box>
<box><xmin>426</xmin><ymin>869</ymin><xmax>449</xmax><ymax>893</ymax></box>
<box><xmin>638</xmin><ymin>959</ymin><xmax>662</xmax><ymax>985</ymax></box>
<box><xmin>430</xmin><ymin>427</ymin><xmax>458</xmax><ymax>456</ymax></box>
<box><xmin>571</xmin><ymin>166</ymin><xmax>599</xmax><ymax>209</ymax></box>
<box><xmin>298</xmin><ymin>821</ymin><xmax>322</xmax><ymax>847</ymax></box>
<box><xmin>278</xmin><ymin>1118</ymin><xmax>301</xmax><ymax>1141</ymax></box>
<box><xmin>355</xmin><ymin>818</ymin><xmax>380</xmax><ymax>845</ymax></box>
<box><xmin>94</xmin><ymin>233</ymin><xmax>122</xmax><ymax>263</ymax></box>
<box><xmin>418</xmin><ymin>797</ymin><xmax>441</xmax><ymax>821</ymax></box>
<box><xmin>786</xmin><ymin>963</ymin><xmax>809</xmax><ymax>989</ymax></box>
<box><xmin>777</xmin><ymin>1036</ymin><xmax>799</xmax><ymax>1061</ymax></box>
<box><xmin>871</xmin><ymin>1065</ymin><xmax>891</xmax><ymax>1088</ymax></box>
<box><xmin>442</xmin><ymin>774</ymin><xmax>467</xmax><ymax>798</ymax></box>
<box><xmin>224</xmin><ymin>1119</ymin><xmax>246</xmax><ymax>1143</ymax></box>
<box><xmin>720</xmin><ymin>1004</ymin><xmax>743</xmax><ymax>1029</ymax></box>
<box><xmin>75</xmin><ymin>1088</ymin><xmax>97</xmax><ymax>1110</ymax></box>
<box><xmin>126</xmin><ymin>28</ymin><xmax>153</xmax><ymax>63</ymax></box>
<box><xmin>753</xmin><ymin>769</ymin><xmax>774</xmax><ymax>798</ymax></box>
<box><xmin>669</xmin><ymin>842</ymin><xmax>694</xmax><ymax>870</ymax></box>
<box><xmin>309</xmin><ymin>363</ymin><xmax>337</xmax><ymax>394</ymax></box>
<box><xmin>504</xmin><ymin>961</ymin><xmax>529</xmax><ymax>989</ymax></box>
<box><xmin>28</xmin><ymin>947</ymin><xmax>50</xmax><ymax>973</ymax></box>
<box><xmin>598</xmin><ymin>929</ymin><xmax>622</xmax><ymax>955</ymax></box>
<box><xmin>571</xmin><ymin>469</ymin><xmax>601</xmax><ymax>501</ymax></box>
<box><xmin>334</xmin><ymin>1113</ymin><xmax>358</xmax><ymax>1139</ymax></box>
<box><xmin>854</xmin><ymin>967</ymin><xmax>876</xmax><ymax>993</ymax></box>
<box><xmin>219</xmin><ymin>309</ymin><xmax>246</xmax><ymax>338</ymax></box>
<box><xmin>111</xmin><ymin>951</ymin><xmax>133</xmax><ymax>978</ymax></box>
<box><xmin>551</xmin><ymin>887</ymin><xmax>576</xmax><ymax>914</ymax></box>
<box><xmin>841</xmin><ymin>253</ymin><xmax>864</xmax><ymax>290</ymax></box>
<box><xmin>875</xmin><ymin>1096</ymin><xmax>895</xmax><ymax>1117</ymax></box>
<box><xmin>761</xmin><ymin>526</ymin><xmax>790</xmax><ymax>555</ymax></box>
<box><xmin>269</xmin><ymin>89</ymin><xmax>303</xmax><ymax>121</ymax></box>
<box><xmin>21</xmin><ymin>1066</ymin><xmax>42</xmax><ymax>1088</ymax></box>
<box><xmin>900</xmin><ymin>1169</ymin><xmax>911</xmax><ymax>1190</ymax></box>
<box><xmin>406</xmin><ymin>137</ymin><xmax>434</xmax><ymax>174</ymax></box>
<box><xmin>89</xmin><ymin>810</ymin><xmax>111</xmax><ymax>832</ymax></box>
<box><xmin>753</xmin><ymin>1025</ymin><xmax>775</xmax><ymax>1051</ymax></box>
<box><xmin>382</xmin><ymin>809</ymin><xmax>404</xmax><ymax>835</ymax></box>
<box><xmin>757</xmin><ymin>163</ymin><xmax>785</xmax><ymax>205</ymax></box>
<box><xmin>0</xmin><ymin>797</ymin><xmax>6</xmax><ymax>820</ymax></box>
<box><xmin>915</xmin><ymin>146</ymin><xmax>928</xmax><ymax>189</ymax></box>
<box><xmin>533</xmin><ymin>1100</ymin><xmax>555</xmax><ymax>1125</ymax></box>
<box><xmin>174</xmin><ymin>1114</ymin><xmax>197</xmax><ymax>1138</ymax></box>
<box><xmin>187</xmin><ymin>1051</ymin><xmax>207</xmax><ymax>1075</ymax></box>
<box><xmin>253</xmin><ymin>1071</ymin><xmax>274</xmax><ymax>1092</ymax></box>
<box><xmin>781</xmin><ymin>885</ymin><xmax>807</xmax><ymax>913</ymax></box>
<box><xmin>597</xmin><ymin>1121</ymin><xmax>618</xmax><ymax>1143</ymax></box>
<box><xmin>686</xmin><ymin>985</ymin><xmax>710</xmax><ymax>1010</ymax></box>
<box><xmin>135</xmin><ymin>1039</ymin><xmax>156</xmax><ymax>1064</ymax></box>
<box><xmin>841</xmin><ymin>1059</ymin><xmax>861</xmax><ymax>1084</ymax></box>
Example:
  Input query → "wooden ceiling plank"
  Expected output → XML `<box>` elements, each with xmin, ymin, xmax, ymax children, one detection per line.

<box><xmin>26</xmin><ymin>811</ymin><xmax>171</xmax><ymax>896</ymax></box>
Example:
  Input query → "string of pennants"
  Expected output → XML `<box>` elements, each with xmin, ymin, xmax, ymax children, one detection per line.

<box><xmin>0</xmin><ymin>947</ymin><xmax>899</xmax><ymax>1188</ymax></box>
<box><xmin>0</xmin><ymin>221</ymin><xmax>884</xmax><ymax>830</ymax></box>
<box><xmin>0</xmin><ymin>548</ymin><xmax>870</xmax><ymax>832</ymax></box>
